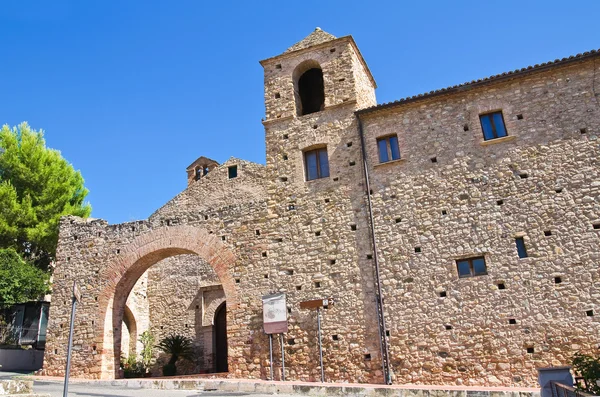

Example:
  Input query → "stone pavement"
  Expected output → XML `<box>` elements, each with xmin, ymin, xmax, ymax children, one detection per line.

<box><xmin>21</xmin><ymin>376</ymin><xmax>541</xmax><ymax>397</ymax></box>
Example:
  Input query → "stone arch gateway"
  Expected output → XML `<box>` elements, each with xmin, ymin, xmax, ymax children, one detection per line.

<box><xmin>43</xmin><ymin>223</ymin><xmax>240</xmax><ymax>379</ymax></box>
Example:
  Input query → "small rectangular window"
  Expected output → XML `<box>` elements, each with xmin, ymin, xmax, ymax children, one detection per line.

<box><xmin>304</xmin><ymin>147</ymin><xmax>330</xmax><ymax>180</ymax></box>
<box><xmin>456</xmin><ymin>256</ymin><xmax>487</xmax><ymax>278</ymax></box>
<box><xmin>377</xmin><ymin>135</ymin><xmax>400</xmax><ymax>163</ymax></box>
<box><xmin>480</xmin><ymin>111</ymin><xmax>508</xmax><ymax>141</ymax></box>
<box><xmin>228</xmin><ymin>165</ymin><xmax>238</xmax><ymax>179</ymax></box>
<box><xmin>515</xmin><ymin>237</ymin><xmax>528</xmax><ymax>258</ymax></box>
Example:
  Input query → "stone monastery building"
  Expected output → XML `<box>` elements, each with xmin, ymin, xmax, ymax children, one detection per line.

<box><xmin>43</xmin><ymin>29</ymin><xmax>600</xmax><ymax>387</ymax></box>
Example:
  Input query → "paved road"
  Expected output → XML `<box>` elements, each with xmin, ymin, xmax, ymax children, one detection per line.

<box><xmin>34</xmin><ymin>380</ymin><xmax>283</xmax><ymax>397</ymax></box>
<box><xmin>1</xmin><ymin>371</ymin><xmax>296</xmax><ymax>397</ymax></box>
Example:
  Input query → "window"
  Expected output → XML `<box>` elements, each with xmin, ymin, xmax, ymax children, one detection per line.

<box><xmin>377</xmin><ymin>135</ymin><xmax>400</xmax><ymax>163</ymax></box>
<box><xmin>228</xmin><ymin>165</ymin><xmax>238</xmax><ymax>179</ymax></box>
<box><xmin>456</xmin><ymin>256</ymin><xmax>487</xmax><ymax>278</ymax></box>
<box><xmin>515</xmin><ymin>237</ymin><xmax>528</xmax><ymax>258</ymax></box>
<box><xmin>479</xmin><ymin>111</ymin><xmax>508</xmax><ymax>141</ymax></box>
<box><xmin>304</xmin><ymin>147</ymin><xmax>329</xmax><ymax>180</ymax></box>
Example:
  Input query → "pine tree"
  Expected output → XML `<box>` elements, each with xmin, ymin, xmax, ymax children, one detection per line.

<box><xmin>0</xmin><ymin>122</ymin><xmax>91</xmax><ymax>270</ymax></box>
<box><xmin>0</xmin><ymin>248</ymin><xmax>50</xmax><ymax>304</ymax></box>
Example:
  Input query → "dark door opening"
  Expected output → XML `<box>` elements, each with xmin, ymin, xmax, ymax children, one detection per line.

<box><xmin>214</xmin><ymin>302</ymin><xmax>228</xmax><ymax>372</ymax></box>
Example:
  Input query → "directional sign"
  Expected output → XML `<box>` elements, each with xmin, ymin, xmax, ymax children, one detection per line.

<box><xmin>299</xmin><ymin>297</ymin><xmax>335</xmax><ymax>310</ymax></box>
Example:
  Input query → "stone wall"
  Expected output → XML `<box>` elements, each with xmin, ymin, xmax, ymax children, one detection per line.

<box><xmin>43</xmin><ymin>29</ymin><xmax>600</xmax><ymax>387</ymax></box>
<box><xmin>359</xmin><ymin>57</ymin><xmax>600</xmax><ymax>386</ymax></box>
<box><xmin>122</xmin><ymin>271</ymin><xmax>148</xmax><ymax>357</ymax></box>
<box><xmin>147</xmin><ymin>254</ymin><xmax>222</xmax><ymax>374</ymax></box>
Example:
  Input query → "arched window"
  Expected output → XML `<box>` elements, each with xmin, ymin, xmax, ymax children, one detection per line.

<box><xmin>294</xmin><ymin>61</ymin><xmax>325</xmax><ymax>116</ymax></box>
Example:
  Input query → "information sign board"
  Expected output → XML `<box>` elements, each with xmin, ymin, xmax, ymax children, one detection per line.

<box><xmin>262</xmin><ymin>293</ymin><xmax>288</xmax><ymax>334</ymax></box>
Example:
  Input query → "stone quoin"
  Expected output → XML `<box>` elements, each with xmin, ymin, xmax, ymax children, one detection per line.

<box><xmin>43</xmin><ymin>29</ymin><xmax>600</xmax><ymax>386</ymax></box>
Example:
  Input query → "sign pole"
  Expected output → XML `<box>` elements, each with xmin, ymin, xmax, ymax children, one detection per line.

<box><xmin>299</xmin><ymin>298</ymin><xmax>335</xmax><ymax>384</ymax></box>
<box><xmin>262</xmin><ymin>293</ymin><xmax>288</xmax><ymax>381</ymax></box>
<box><xmin>63</xmin><ymin>281</ymin><xmax>80</xmax><ymax>397</ymax></box>
<box><xmin>280</xmin><ymin>333</ymin><xmax>285</xmax><ymax>381</ymax></box>
<box><xmin>269</xmin><ymin>334</ymin><xmax>274</xmax><ymax>381</ymax></box>
<box><xmin>317</xmin><ymin>307</ymin><xmax>324</xmax><ymax>383</ymax></box>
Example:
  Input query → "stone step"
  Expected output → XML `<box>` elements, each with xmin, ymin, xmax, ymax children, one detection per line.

<box><xmin>0</xmin><ymin>380</ymin><xmax>33</xmax><ymax>395</ymax></box>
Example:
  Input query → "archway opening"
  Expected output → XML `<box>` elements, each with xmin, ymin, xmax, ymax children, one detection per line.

<box><xmin>214</xmin><ymin>302</ymin><xmax>228</xmax><ymax>373</ymax></box>
<box><xmin>113</xmin><ymin>252</ymin><xmax>228</xmax><ymax>377</ymax></box>
<box><xmin>121</xmin><ymin>305</ymin><xmax>137</xmax><ymax>360</ymax></box>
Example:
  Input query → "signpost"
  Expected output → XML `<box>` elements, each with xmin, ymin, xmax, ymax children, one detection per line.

<box><xmin>63</xmin><ymin>281</ymin><xmax>80</xmax><ymax>397</ymax></box>
<box><xmin>262</xmin><ymin>293</ymin><xmax>288</xmax><ymax>381</ymax></box>
<box><xmin>300</xmin><ymin>298</ymin><xmax>334</xmax><ymax>383</ymax></box>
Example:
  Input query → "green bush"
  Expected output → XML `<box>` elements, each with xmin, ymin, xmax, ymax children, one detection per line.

<box><xmin>572</xmin><ymin>352</ymin><xmax>600</xmax><ymax>395</ymax></box>
<box><xmin>120</xmin><ymin>355</ymin><xmax>145</xmax><ymax>378</ymax></box>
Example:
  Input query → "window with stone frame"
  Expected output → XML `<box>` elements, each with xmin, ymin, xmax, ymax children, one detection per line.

<box><xmin>377</xmin><ymin>135</ymin><xmax>400</xmax><ymax>163</ymax></box>
<box><xmin>304</xmin><ymin>147</ymin><xmax>330</xmax><ymax>181</ymax></box>
<box><xmin>479</xmin><ymin>111</ymin><xmax>508</xmax><ymax>141</ymax></box>
<box><xmin>456</xmin><ymin>256</ymin><xmax>487</xmax><ymax>278</ymax></box>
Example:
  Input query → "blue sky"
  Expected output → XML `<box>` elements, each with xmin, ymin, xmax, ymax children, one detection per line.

<box><xmin>1</xmin><ymin>1</ymin><xmax>599</xmax><ymax>224</ymax></box>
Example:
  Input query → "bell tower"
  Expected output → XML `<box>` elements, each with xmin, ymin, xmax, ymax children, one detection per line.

<box><xmin>259</xmin><ymin>28</ymin><xmax>377</xmax><ymax>183</ymax></box>
<box><xmin>258</xmin><ymin>29</ymin><xmax>386</xmax><ymax>382</ymax></box>
<box><xmin>260</xmin><ymin>27</ymin><xmax>377</xmax><ymax>123</ymax></box>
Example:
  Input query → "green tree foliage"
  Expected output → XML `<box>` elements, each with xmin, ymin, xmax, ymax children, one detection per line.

<box><xmin>0</xmin><ymin>123</ymin><xmax>91</xmax><ymax>269</ymax></box>
<box><xmin>572</xmin><ymin>352</ymin><xmax>600</xmax><ymax>394</ymax></box>
<box><xmin>0</xmin><ymin>248</ymin><xmax>50</xmax><ymax>304</ymax></box>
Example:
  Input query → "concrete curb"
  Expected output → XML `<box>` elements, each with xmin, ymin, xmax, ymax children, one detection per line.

<box><xmin>26</xmin><ymin>377</ymin><xmax>542</xmax><ymax>397</ymax></box>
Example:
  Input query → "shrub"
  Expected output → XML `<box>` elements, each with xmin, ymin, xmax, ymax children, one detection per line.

<box><xmin>139</xmin><ymin>331</ymin><xmax>155</xmax><ymax>369</ymax></box>
<box><xmin>120</xmin><ymin>355</ymin><xmax>145</xmax><ymax>378</ymax></box>
<box><xmin>572</xmin><ymin>352</ymin><xmax>600</xmax><ymax>395</ymax></box>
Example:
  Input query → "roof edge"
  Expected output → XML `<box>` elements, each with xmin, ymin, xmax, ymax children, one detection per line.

<box><xmin>260</xmin><ymin>35</ymin><xmax>377</xmax><ymax>89</ymax></box>
<box><xmin>356</xmin><ymin>48</ymin><xmax>600</xmax><ymax>116</ymax></box>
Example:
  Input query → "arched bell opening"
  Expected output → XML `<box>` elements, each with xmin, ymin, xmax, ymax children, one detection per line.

<box><xmin>293</xmin><ymin>60</ymin><xmax>325</xmax><ymax>116</ymax></box>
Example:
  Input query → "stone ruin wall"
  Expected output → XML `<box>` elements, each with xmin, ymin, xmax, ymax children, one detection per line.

<box><xmin>42</xmin><ymin>161</ymin><xmax>272</xmax><ymax>379</ymax></box>
<box><xmin>360</xmin><ymin>58</ymin><xmax>600</xmax><ymax>386</ymax></box>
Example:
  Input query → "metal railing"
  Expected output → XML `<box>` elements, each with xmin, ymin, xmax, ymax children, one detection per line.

<box><xmin>0</xmin><ymin>325</ymin><xmax>46</xmax><ymax>349</ymax></box>
<box><xmin>551</xmin><ymin>381</ymin><xmax>597</xmax><ymax>397</ymax></box>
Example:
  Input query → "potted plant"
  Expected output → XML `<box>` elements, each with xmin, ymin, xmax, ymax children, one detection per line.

<box><xmin>156</xmin><ymin>334</ymin><xmax>193</xmax><ymax>376</ymax></box>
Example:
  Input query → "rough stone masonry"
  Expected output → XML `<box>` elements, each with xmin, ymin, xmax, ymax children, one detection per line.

<box><xmin>42</xmin><ymin>28</ymin><xmax>600</xmax><ymax>387</ymax></box>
